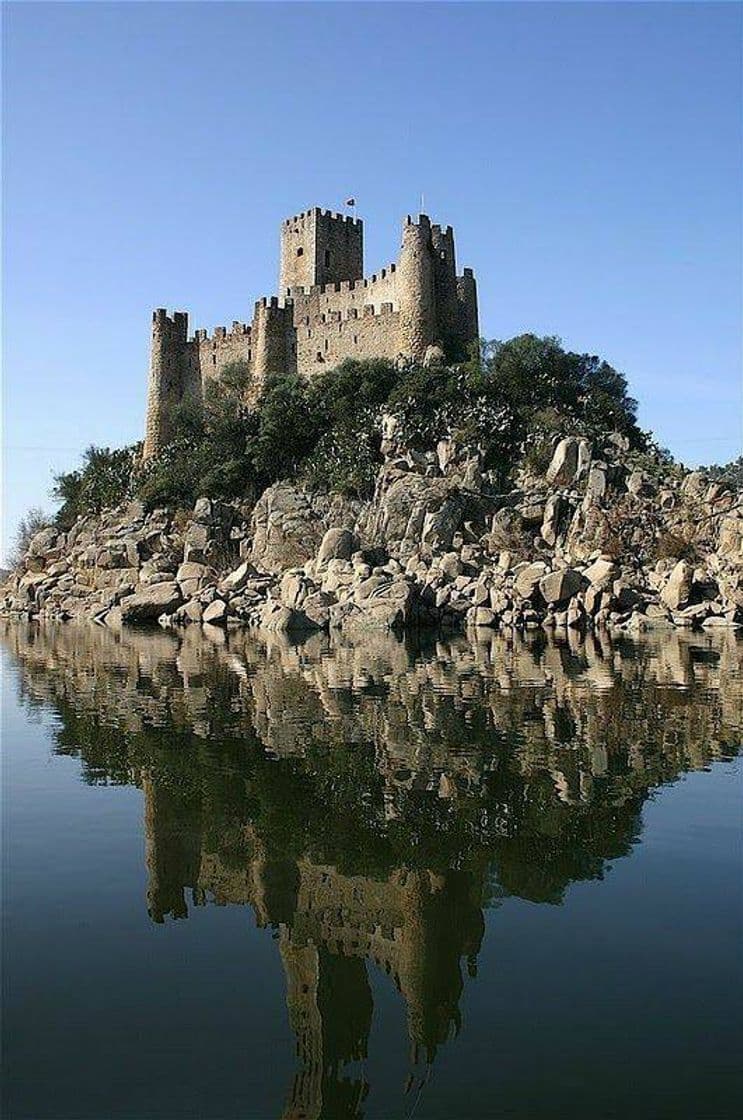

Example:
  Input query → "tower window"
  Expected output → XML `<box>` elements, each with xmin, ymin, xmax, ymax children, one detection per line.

<box><xmin>324</xmin><ymin>249</ymin><xmax>331</xmax><ymax>268</ymax></box>
<box><xmin>296</xmin><ymin>247</ymin><xmax>304</xmax><ymax>257</ymax></box>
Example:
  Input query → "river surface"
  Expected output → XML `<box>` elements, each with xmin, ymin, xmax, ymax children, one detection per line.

<box><xmin>2</xmin><ymin>621</ymin><xmax>742</xmax><ymax>1120</ymax></box>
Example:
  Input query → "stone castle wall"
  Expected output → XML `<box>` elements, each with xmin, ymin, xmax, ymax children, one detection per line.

<box><xmin>143</xmin><ymin>208</ymin><xmax>479</xmax><ymax>459</ymax></box>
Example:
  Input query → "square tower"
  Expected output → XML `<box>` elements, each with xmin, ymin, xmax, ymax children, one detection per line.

<box><xmin>280</xmin><ymin>207</ymin><xmax>363</xmax><ymax>293</ymax></box>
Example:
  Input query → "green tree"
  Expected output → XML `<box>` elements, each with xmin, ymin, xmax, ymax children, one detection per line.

<box><xmin>53</xmin><ymin>445</ymin><xmax>138</xmax><ymax>528</ymax></box>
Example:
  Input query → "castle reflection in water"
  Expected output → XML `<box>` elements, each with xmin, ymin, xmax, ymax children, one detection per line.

<box><xmin>3</xmin><ymin>621</ymin><xmax>741</xmax><ymax>1120</ymax></box>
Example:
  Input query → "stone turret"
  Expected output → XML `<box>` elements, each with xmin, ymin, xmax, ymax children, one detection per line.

<box><xmin>457</xmin><ymin>268</ymin><xmax>479</xmax><ymax>354</ymax></box>
<box><xmin>252</xmin><ymin>297</ymin><xmax>293</xmax><ymax>382</ymax></box>
<box><xmin>143</xmin><ymin>310</ymin><xmax>188</xmax><ymax>460</ymax></box>
<box><xmin>398</xmin><ymin>215</ymin><xmax>437</xmax><ymax>362</ymax></box>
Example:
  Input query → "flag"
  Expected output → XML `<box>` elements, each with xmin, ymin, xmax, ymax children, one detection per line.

<box><xmin>345</xmin><ymin>197</ymin><xmax>356</xmax><ymax>207</ymax></box>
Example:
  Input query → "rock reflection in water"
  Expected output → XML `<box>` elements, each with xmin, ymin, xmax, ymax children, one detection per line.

<box><xmin>2</xmin><ymin>622</ymin><xmax>742</xmax><ymax>1120</ymax></box>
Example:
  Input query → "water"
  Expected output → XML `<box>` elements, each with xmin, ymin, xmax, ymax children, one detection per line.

<box><xmin>2</xmin><ymin>621</ymin><xmax>742</xmax><ymax>1120</ymax></box>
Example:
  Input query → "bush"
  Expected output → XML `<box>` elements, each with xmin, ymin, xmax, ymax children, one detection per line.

<box><xmin>53</xmin><ymin>445</ymin><xmax>138</xmax><ymax>528</ymax></box>
<box><xmin>7</xmin><ymin>507</ymin><xmax>52</xmax><ymax>568</ymax></box>
<box><xmin>302</xmin><ymin>409</ymin><xmax>382</xmax><ymax>497</ymax></box>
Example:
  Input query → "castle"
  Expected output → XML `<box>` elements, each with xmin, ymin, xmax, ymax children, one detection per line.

<box><xmin>143</xmin><ymin>207</ymin><xmax>479</xmax><ymax>459</ymax></box>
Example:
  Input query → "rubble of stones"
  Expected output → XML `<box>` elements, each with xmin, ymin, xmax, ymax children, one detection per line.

<box><xmin>3</xmin><ymin>428</ymin><xmax>742</xmax><ymax>638</ymax></box>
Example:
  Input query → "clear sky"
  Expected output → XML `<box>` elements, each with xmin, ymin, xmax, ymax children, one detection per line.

<box><xmin>3</xmin><ymin>1</ymin><xmax>741</xmax><ymax>557</ymax></box>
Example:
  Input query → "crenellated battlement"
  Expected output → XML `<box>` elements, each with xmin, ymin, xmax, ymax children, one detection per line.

<box><xmin>191</xmin><ymin>321</ymin><xmax>252</xmax><ymax>345</ymax></box>
<box><xmin>283</xmin><ymin>206</ymin><xmax>362</xmax><ymax>227</ymax></box>
<box><xmin>143</xmin><ymin>204</ymin><xmax>478</xmax><ymax>458</ymax></box>
<box><xmin>152</xmin><ymin>309</ymin><xmax>189</xmax><ymax>337</ymax></box>
<box><xmin>309</xmin><ymin>300</ymin><xmax>398</xmax><ymax>328</ymax></box>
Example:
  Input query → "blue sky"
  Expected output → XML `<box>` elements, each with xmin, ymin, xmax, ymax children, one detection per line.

<box><xmin>3</xmin><ymin>1</ymin><xmax>741</xmax><ymax>556</ymax></box>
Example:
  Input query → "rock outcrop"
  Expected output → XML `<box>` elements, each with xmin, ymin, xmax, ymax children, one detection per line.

<box><xmin>3</xmin><ymin>432</ymin><xmax>742</xmax><ymax>638</ymax></box>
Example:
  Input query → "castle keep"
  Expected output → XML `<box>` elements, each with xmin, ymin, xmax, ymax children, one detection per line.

<box><xmin>143</xmin><ymin>207</ymin><xmax>479</xmax><ymax>459</ymax></box>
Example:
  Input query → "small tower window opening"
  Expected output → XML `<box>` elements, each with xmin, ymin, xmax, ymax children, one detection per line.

<box><xmin>353</xmin><ymin>335</ymin><xmax>358</xmax><ymax>345</ymax></box>
<box><xmin>324</xmin><ymin>249</ymin><xmax>331</xmax><ymax>268</ymax></box>
<box><xmin>316</xmin><ymin>351</ymin><xmax>324</xmax><ymax>362</ymax></box>
<box><xmin>324</xmin><ymin>338</ymin><xmax>329</xmax><ymax>350</ymax></box>
<box><xmin>296</xmin><ymin>247</ymin><xmax>304</xmax><ymax>257</ymax></box>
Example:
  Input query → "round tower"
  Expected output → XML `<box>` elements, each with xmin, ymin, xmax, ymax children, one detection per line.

<box><xmin>398</xmin><ymin>215</ymin><xmax>436</xmax><ymax>362</ymax></box>
<box><xmin>143</xmin><ymin>309</ymin><xmax>188</xmax><ymax>460</ymax></box>
<box><xmin>252</xmin><ymin>298</ymin><xmax>291</xmax><ymax>384</ymax></box>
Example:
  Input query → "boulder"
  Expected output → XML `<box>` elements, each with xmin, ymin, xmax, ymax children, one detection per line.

<box><xmin>471</xmin><ymin>606</ymin><xmax>498</xmax><ymax>627</ymax></box>
<box><xmin>183</xmin><ymin>522</ymin><xmax>210</xmax><ymax>564</ymax></box>
<box><xmin>584</xmin><ymin>463</ymin><xmax>609</xmax><ymax>505</ymax></box>
<box><xmin>317</xmin><ymin>528</ymin><xmax>357</xmax><ymax>566</ymax></box>
<box><xmin>334</xmin><ymin>574</ymin><xmax>416</xmax><ymax>631</ymax></box>
<box><xmin>358</xmin><ymin>470</ymin><xmax>467</xmax><ymax>559</ymax></box>
<box><xmin>582</xmin><ymin>558</ymin><xmax>617</xmax><ymax>588</ymax></box>
<box><xmin>661</xmin><ymin>560</ymin><xmax>693</xmax><ymax>611</ymax></box>
<box><xmin>539</xmin><ymin>568</ymin><xmax>584</xmax><ymax>605</ymax></box>
<box><xmin>546</xmin><ymin>437</ymin><xmax>579</xmax><ymax>486</ymax></box>
<box><xmin>183</xmin><ymin>599</ymin><xmax>203</xmax><ymax>623</ymax></box>
<box><xmin>251</xmin><ymin>483</ymin><xmax>360</xmax><ymax>574</ymax></box>
<box><xmin>514</xmin><ymin>562</ymin><xmax>549</xmax><ymax>599</ymax></box>
<box><xmin>221</xmin><ymin>561</ymin><xmax>256</xmax><ymax>592</ymax></box>
<box><xmin>27</xmin><ymin>527</ymin><xmax>58</xmax><ymax>558</ymax></box>
<box><xmin>176</xmin><ymin>561</ymin><xmax>210</xmax><ymax>598</ymax></box>
<box><xmin>120</xmin><ymin>581</ymin><xmax>182</xmax><ymax>623</ymax></box>
<box><xmin>627</xmin><ymin>469</ymin><xmax>654</xmax><ymax>498</ymax></box>
<box><xmin>681</xmin><ymin>471</ymin><xmax>708</xmax><ymax>499</ymax></box>
<box><xmin>259</xmin><ymin>600</ymin><xmax>321</xmax><ymax>634</ymax></box>
<box><xmin>202</xmin><ymin>599</ymin><xmax>228</xmax><ymax>625</ymax></box>
<box><xmin>541</xmin><ymin>494</ymin><xmax>571</xmax><ymax>548</ymax></box>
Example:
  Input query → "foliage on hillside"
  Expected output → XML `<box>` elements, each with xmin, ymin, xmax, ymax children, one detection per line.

<box><xmin>53</xmin><ymin>445</ymin><xmax>140</xmax><ymax>530</ymax></box>
<box><xmin>7</xmin><ymin>507</ymin><xmax>52</xmax><ymax>568</ymax></box>
<box><xmin>51</xmin><ymin>335</ymin><xmax>644</xmax><ymax>524</ymax></box>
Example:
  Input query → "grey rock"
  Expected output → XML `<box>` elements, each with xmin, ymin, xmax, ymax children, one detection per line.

<box><xmin>661</xmin><ymin>560</ymin><xmax>693</xmax><ymax>611</ymax></box>
<box><xmin>539</xmin><ymin>568</ymin><xmax>584</xmax><ymax>605</ymax></box>
<box><xmin>514</xmin><ymin>562</ymin><xmax>550</xmax><ymax>599</ymax></box>
<box><xmin>120</xmin><ymin>581</ymin><xmax>182</xmax><ymax>623</ymax></box>
<box><xmin>202</xmin><ymin>599</ymin><xmax>228</xmax><ymax>625</ymax></box>
<box><xmin>546</xmin><ymin>437</ymin><xmax>580</xmax><ymax>486</ymax></box>
<box><xmin>582</xmin><ymin>558</ymin><xmax>617</xmax><ymax>588</ymax></box>
<box><xmin>317</xmin><ymin>528</ymin><xmax>357</xmax><ymax>565</ymax></box>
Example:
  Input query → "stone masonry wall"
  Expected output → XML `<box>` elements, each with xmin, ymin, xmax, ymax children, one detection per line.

<box><xmin>143</xmin><ymin>209</ymin><xmax>479</xmax><ymax>458</ymax></box>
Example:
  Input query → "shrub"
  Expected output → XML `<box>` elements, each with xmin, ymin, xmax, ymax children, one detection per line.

<box><xmin>7</xmin><ymin>507</ymin><xmax>52</xmax><ymax>568</ymax></box>
<box><xmin>302</xmin><ymin>409</ymin><xmax>382</xmax><ymax>497</ymax></box>
<box><xmin>53</xmin><ymin>445</ymin><xmax>138</xmax><ymax>528</ymax></box>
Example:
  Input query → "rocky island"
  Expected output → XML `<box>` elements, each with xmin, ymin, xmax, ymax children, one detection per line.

<box><xmin>3</xmin><ymin>208</ymin><xmax>741</xmax><ymax>637</ymax></box>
